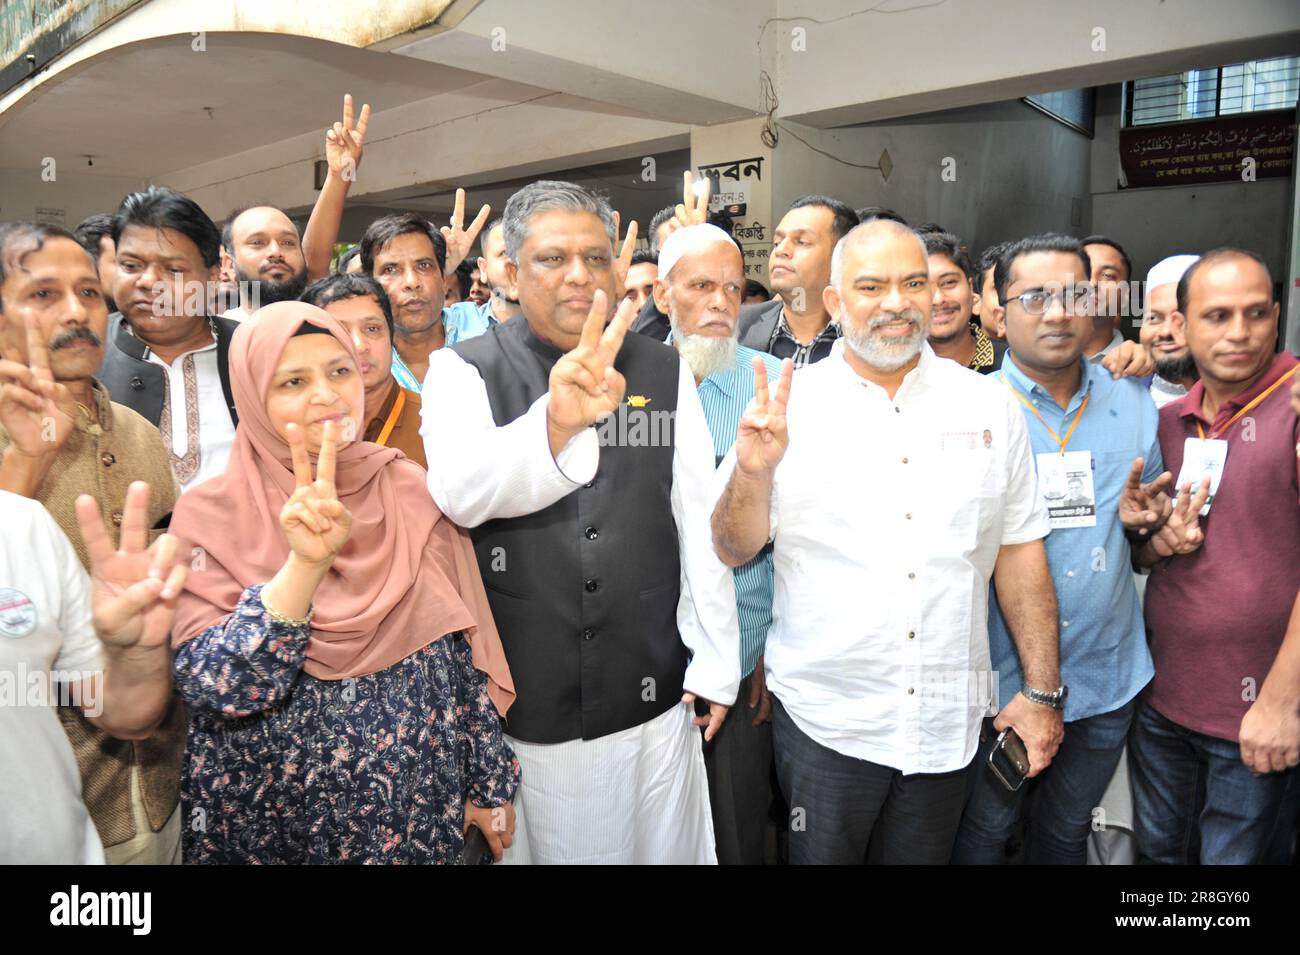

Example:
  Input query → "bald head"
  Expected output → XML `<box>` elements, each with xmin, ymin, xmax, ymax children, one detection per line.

<box><xmin>824</xmin><ymin>219</ymin><xmax>932</xmax><ymax>373</ymax></box>
<box><xmin>226</xmin><ymin>205</ymin><xmax>307</xmax><ymax>307</ymax></box>
<box><xmin>830</xmin><ymin>219</ymin><xmax>926</xmax><ymax>291</ymax></box>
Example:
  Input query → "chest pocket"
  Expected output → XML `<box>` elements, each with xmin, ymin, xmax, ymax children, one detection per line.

<box><xmin>929</xmin><ymin>442</ymin><xmax>1006</xmax><ymax>551</ymax></box>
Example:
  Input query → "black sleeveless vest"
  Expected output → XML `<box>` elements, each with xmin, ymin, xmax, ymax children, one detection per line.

<box><xmin>453</xmin><ymin>319</ymin><xmax>686</xmax><ymax>743</ymax></box>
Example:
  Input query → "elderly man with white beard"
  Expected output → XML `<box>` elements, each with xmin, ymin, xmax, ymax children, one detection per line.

<box><xmin>711</xmin><ymin>219</ymin><xmax>1063</xmax><ymax>864</ymax></box>
<box><xmin>655</xmin><ymin>224</ymin><xmax>787</xmax><ymax>864</ymax></box>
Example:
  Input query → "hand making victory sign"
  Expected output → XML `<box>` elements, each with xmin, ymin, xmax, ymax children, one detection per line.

<box><xmin>734</xmin><ymin>355</ymin><xmax>794</xmax><ymax>476</ymax></box>
<box><xmin>610</xmin><ymin>210</ymin><xmax>639</xmax><ymax>300</ymax></box>
<box><xmin>326</xmin><ymin>93</ymin><xmax>370</xmax><ymax>183</ymax></box>
<box><xmin>0</xmin><ymin>313</ymin><xmax>77</xmax><ymax>458</ymax></box>
<box><xmin>441</xmin><ymin>188</ymin><xmax>492</xmax><ymax>275</ymax></box>
<box><xmin>282</xmin><ymin>419</ymin><xmax>353</xmax><ymax>567</ymax></box>
<box><xmin>75</xmin><ymin>481</ymin><xmax>188</xmax><ymax>650</ymax></box>
<box><xmin>545</xmin><ymin>289</ymin><xmax>637</xmax><ymax>457</ymax></box>
<box><xmin>1118</xmin><ymin>457</ymin><xmax>1174</xmax><ymax>537</ymax></box>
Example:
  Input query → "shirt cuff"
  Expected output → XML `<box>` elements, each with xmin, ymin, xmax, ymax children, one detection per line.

<box><xmin>534</xmin><ymin>393</ymin><xmax>599</xmax><ymax>486</ymax></box>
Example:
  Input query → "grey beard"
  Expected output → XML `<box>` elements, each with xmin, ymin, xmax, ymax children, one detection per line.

<box><xmin>842</xmin><ymin>308</ymin><xmax>928</xmax><ymax>372</ymax></box>
<box><xmin>1154</xmin><ymin>352</ymin><xmax>1197</xmax><ymax>383</ymax></box>
<box><xmin>672</xmin><ymin>324</ymin><xmax>738</xmax><ymax>380</ymax></box>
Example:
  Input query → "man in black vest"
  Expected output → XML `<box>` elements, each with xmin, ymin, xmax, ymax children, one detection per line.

<box><xmin>97</xmin><ymin>187</ymin><xmax>239</xmax><ymax>492</ymax></box>
<box><xmin>421</xmin><ymin>180</ymin><xmax>740</xmax><ymax>864</ymax></box>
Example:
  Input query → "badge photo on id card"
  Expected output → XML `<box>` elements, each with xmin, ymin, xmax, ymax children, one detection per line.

<box><xmin>1176</xmin><ymin>438</ymin><xmax>1227</xmax><ymax>516</ymax></box>
<box><xmin>1036</xmin><ymin>450</ymin><xmax>1096</xmax><ymax>528</ymax></box>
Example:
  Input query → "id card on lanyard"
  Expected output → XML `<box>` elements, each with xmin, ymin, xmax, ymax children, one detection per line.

<box><xmin>1004</xmin><ymin>378</ymin><xmax>1095</xmax><ymax>529</ymax></box>
<box><xmin>1180</xmin><ymin>364</ymin><xmax>1299</xmax><ymax>515</ymax></box>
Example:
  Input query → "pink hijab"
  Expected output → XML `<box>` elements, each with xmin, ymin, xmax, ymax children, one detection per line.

<box><xmin>169</xmin><ymin>301</ymin><xmax>514</xmax><ymax>715</ymax></box>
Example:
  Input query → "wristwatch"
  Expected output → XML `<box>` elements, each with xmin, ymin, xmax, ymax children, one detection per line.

<box><xmin>1022</xmin><ymin>684</ymin><xmax>1068</xmax><ymax>710</ymax></box>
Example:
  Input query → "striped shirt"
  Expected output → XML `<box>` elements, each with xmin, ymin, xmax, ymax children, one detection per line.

<box><xmin>767</xmin><ymin>308</ymin><xmax>840</xmax><ymax>368</ymax></box>
<box><xmin>696</xmin><ymin>343</ymin><xmax>783</xmax><ymax>677</ymax></box>
<box><xmin>391</xmin><ymin>305</ymin><xmax>492</xmax><ymax>392</ymax></box>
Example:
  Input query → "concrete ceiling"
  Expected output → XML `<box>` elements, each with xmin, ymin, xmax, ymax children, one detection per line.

<box><xmin>0</xmin><ymin>32</ymin><xmax>494</xmax><ymax>179</ymax></box>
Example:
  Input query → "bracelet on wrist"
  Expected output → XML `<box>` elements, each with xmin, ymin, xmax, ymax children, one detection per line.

<box><xmin>262</xmin><ymin>593</ymin><xmax>313</xmax><ymax>628</ymax></box>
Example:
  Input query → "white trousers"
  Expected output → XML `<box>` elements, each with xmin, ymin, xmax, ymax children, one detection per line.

<box><xmin>500</xmin><ymin>703</ymin><xmax>717</xmax><ymax>865</ymax></box>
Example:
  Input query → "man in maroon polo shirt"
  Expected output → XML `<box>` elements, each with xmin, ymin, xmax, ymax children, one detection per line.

<box><xmin>1132</xmin><ymin>247</ymin><xmax>1300</xmax><ymax>864</ymax></box>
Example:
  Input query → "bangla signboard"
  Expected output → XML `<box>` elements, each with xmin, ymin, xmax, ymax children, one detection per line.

<box><xmin>1119</xmin><ymin>109</ymin><xmax>1295</xmax><ymax>189</ymax></box>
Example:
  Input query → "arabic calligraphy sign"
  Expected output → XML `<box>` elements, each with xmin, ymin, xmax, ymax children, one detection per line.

<box><xmin>1119</xmin><ymin>110</ymin><xmax>1295</xmax><ymax>188</ymax></box>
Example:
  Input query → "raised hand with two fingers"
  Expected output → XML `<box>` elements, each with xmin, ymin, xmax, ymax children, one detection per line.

<box><xmin>75</xmin><ymin>481</ymin><xmax>187</xmax><ymax>650</ymax></box>
<box><xmin>440</xmin><ymin>188</ymin><xmax>492</xmax><ymax>275</ymax></box>
<box><xmin>281</xmin><ymin>419</ymin><xmax>353</xmax><ymax>567</ymax></box>
<box><xmin>545</xmin><ymin>290</ymin><xmax>637</xmax><ymax>455</ymax></box>
<box><xmin>734</xmin><ymin>356</ymin><xmax>794</xmax><ymax>476</ymax></box>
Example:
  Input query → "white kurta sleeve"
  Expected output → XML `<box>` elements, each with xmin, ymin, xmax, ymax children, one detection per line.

<box><xmin>671</xmin><ymin>357</ymin><xmax>741</xmax><ymax>706</ymax></box>
<box><xmin>420</xmin><ymin>347</ymin><xmax>599</xmax><ymax>528</ymax></box>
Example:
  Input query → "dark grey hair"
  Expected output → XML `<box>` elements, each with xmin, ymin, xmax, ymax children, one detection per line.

<box><xmin>502</xmin><ymin>180</ymin><xmax>616</xmax><ymax>263</ymax></box>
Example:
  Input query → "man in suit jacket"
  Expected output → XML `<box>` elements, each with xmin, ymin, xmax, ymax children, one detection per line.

<box><xmin>737</xmin><ymin>196</ymin><xmax>858</xmax><ymax>367</ymax></box>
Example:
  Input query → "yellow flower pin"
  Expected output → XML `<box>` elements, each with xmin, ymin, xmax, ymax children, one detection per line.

<box><xmin>626</xmin><ymin>395</ymin><xmax>652</xmax><ymax>408</ymax></box>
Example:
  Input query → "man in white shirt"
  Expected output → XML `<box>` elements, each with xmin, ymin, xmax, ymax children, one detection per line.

<box><xmin>0</xmin><ymin>485</ymin><xmax>184</xmax><ymax>863</ymax></box>
<box><xmin>711</xmin><ymin>219</ymin><xmax>1064</xmax><ymax>864</ymax></box>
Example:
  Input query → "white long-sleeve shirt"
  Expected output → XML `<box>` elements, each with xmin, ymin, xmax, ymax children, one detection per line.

<box><xmin>420</xmin><ymin>347</ymin><xmax>741</xmax><ymax>706</ymax></box>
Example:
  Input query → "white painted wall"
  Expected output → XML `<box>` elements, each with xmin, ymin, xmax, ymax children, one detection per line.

<box><xmin>0</xmin><ymin>165</ymin><xmax>146</xmax><ymax>227</ymax></box>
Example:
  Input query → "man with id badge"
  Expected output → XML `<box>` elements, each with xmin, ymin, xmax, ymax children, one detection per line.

<box><xmin>1134</xmin><ymin>247</ymin><xmax>1300</xmax><ymax>864</ymax></box>
<box><xmin>953</xmin><ymin>234</ymin><xmax>1173</xmax><ymax>864</ymax></box>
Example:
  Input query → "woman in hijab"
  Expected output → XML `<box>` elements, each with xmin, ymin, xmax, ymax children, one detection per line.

<box><xmin>169</xmin><ymin>301</ymin><xmax>518</xmax><ymax>864</ymax></box>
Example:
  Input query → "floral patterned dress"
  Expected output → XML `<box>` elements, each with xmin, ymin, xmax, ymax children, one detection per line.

<box><xmin>173</xmin><ymin>584</ymin><xmax>519</xmax><ymax>864</ymax></box>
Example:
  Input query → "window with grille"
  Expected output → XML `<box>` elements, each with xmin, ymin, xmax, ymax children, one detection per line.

<box><xmin>1123</xmin><ymin>56</ymin><xmax>1299</xmax><ymax>127</ymax></box>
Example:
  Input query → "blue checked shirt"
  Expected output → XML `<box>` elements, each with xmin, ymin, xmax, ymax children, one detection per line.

<box><xmin>391</xmin><ymin>304</ymin><xmax>492</xmax><ymax>392</ymax></box>
<box><xmin>695</xmin><ymin>343</ymin><xmax>783</xmax><ymax>678</ymax></box>
<box><xmin>988</xmin><ymin>353</ymin><xmax>1160</xmax><ymax>721</ymax></box>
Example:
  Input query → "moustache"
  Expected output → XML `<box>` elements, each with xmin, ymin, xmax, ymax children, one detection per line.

<box><xmin>49</xmin><ymin>326</ymin><xmax>102</xmax><ymax>350</ymax></box>
<box><xmin>867</xmin><ymin>309</ymin><xmax>925</xmax><ymax>330</ymax></box>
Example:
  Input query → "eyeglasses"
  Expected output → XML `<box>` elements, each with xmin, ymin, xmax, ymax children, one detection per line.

<box><xmin>1006</xmin><ymin>286</ymin><xmax>1092</xmax><ymax>316</ymax></box>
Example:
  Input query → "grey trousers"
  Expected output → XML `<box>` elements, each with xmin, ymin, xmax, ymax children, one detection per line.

<box><xmin>703</xmin><ymin>670</ymin><xmax>773</xmax><ymax>865</ymax></box>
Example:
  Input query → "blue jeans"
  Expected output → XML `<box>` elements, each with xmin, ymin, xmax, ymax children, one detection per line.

<box><xmin>1128</xmin><ymin>699</ymin><xmax>1295</xmax><ymax>865</ymax></box>
<box><xmin>771</xmin><ymin>696</ymin><xmax>970</xmax><ymax>865</ymax></box>
<box><xmin>951</xmin><ymin>698</ymin><xmax>1135</xmax><ymax>865</ymax></box>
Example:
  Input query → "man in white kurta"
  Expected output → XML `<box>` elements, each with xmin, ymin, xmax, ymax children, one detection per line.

<box><xmin>421</xmin><ymin>181</ymin><xmax>739</xmax><ymax>864</ymax></box>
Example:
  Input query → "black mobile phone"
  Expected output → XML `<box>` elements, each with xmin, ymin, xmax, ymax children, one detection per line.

<box><xmin>988</xmin><ymin>727</ymin><xmax>1030</xmax><ymax>791</ymax></box>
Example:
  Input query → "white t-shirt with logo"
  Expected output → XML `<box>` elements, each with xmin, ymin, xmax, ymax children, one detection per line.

<box><xmin>0</xmin><ymin>492</ymin><xmax>106</xmax><ymax>864</ymax></box>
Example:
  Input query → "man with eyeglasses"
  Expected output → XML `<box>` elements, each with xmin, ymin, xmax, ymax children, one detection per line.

<box><xmin>953</xmin><ymin>233</ymin><xmax>1180</xmax><ymax>864</ymax></box>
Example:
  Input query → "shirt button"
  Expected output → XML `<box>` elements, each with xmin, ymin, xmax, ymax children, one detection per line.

<box><xmin>582</xmin><ymin>628</ymin><xmax>595</xmax><ymax>641</ymax></box>
<box><xmin>111</xmin><ymin>511</ymin><xmax>123</xmax><ymax>526</ymax></box>
<box><xmin>1062</xmin><ymin>620</ymin><xmax>1071</xmax><ymax>628</ymax></box>
<box><xmin>894</xmin><ymin>406</ymin><xmax>901</xmax><ymax>414</ymax></box>
<box><xmin>1066</xmin><ymin>570</ymin><xmax>1074</xmax><ymax>578</ymax></box>
<box><xmin>908</xmin><ymin>572</ymin><xmax>915</xmax><ymax>580</ymax></box>
<box><xmin>584</xmin><ymin>526</ymin><xmax>598</xmax><ymax>541</ymax></box>
<box><xmin>905</xmin><ymin>513</ymin><xmax>912</xmax><ymax>520</ymax></box>
<box><xmin>101</xmin><ymin>452</ymin><xmax>116</xmax><ymax>467</ymax></box>
<box><xmin>901</xmin><ymin>457</ymin><xmax>909</xmax><ymax>464</ymax></box>
<box><xmin>129</xmin><ymin>376</ymin><xmax>144</xmax><ymax>391</ymax></box>
<box><xmin>584</xmin><ymin>481</ymin><xmax>595</xmax><ymax>489</ymax></box>
<box><xmin>907</xmin><ymin>687</ymin><xmax>915</xmax><ymax>695</ymax></box>
<box><xmin>908</xmin><ymin>631</ymin><xmax>915</xmax><ymax>640</ymax></box>
<box><xmin>584</xmin><ymin>579</ymin><xmax>598</xmax><ymax>593</ymax></box>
